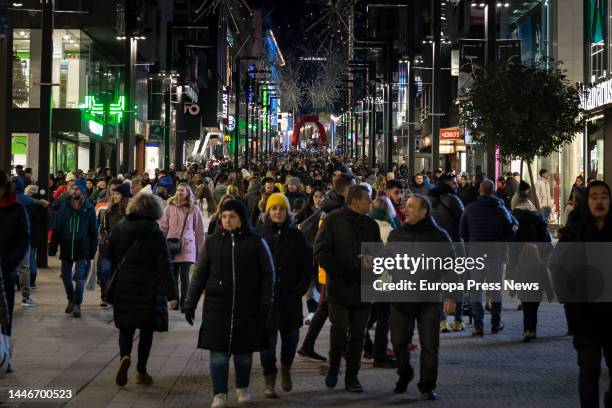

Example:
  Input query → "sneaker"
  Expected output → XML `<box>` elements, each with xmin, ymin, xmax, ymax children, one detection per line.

<box><xmin>72</xmin><ymin>304</ymin><xmax>81</xmax><ymax>318</ymax></box>
<box><xmin>211</xmin><ymin>393</ymin><xmax>228</xmax><ymax>408</ymax></box>
<box><xmin>116</xmin><ymin>356</ymin><xmax>131</xmax><ymax>386</ymax></box>
<box><xmin>420</xmin><ymin>389</ymin><xmax>438</xmax><ymax>401</ymax></box>
<box><xmin>236</xmin><ymin>387</ymin><xmax>251</xmax><ymax>404</ymax></box>
<box><xmin>440</xmin><ymin>320</ymin><xmax>451</xmax><ymax>333</ymax></box>
<box><xmin>304</xmin><ymin>312</ymin><xmax>314</xmax><ymax>326</ymax></box>
<box><xmin>451</xmin><ymin>321</ymin><xmax>465</xmax><ymax>331</ymax></box>
<box><xmin>21</xmin><ymin>298</ymin><xmax>37</xmax><ymax>307</ymax></box>
<box><xmin>65</xmin><ymin>301</ymin><xmax>74</xmax><ymax>314</ymax></box>
<box><xmin>491</xmin><ymin>322</ymin><xmax>505</xmax><ymax>334</ymax></box>
<box><xmin>100</xmin><ymin>302</ymin><xmax>109</xmax><ymax>308</ymax></box>
<box><xmin>30</xmin><ymin>284</ymin><xmax>37</xmax><ymax>291</ymax></box>
<box><xmin>345</xmin><ymin>377</ymin><xmax>364</xmax><ymax>393</ymax></box>
<box><xmin>472</xmin><ymin>328</ymin><xmax>484</xmax><ymax>337</ymax></box>
<box><xmin>297</xmin><ymin>348</ymin><xmax>327</xmax><ymax>362</ymax></box>
<box><xmin>523</xmin><ymin>331</ymin><xmax>536</xmax><ymax>342</ymax></box>
<box><xmin>325</xmin><ymin>367</ymin><xmax>339</xmax><ymax>388</ymax></box>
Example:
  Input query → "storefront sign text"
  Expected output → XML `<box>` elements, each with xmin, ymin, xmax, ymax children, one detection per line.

<box><xmin>582</xmin><ymin>78</ymin><xmax>612</xmax><ymax>111</ymax></box>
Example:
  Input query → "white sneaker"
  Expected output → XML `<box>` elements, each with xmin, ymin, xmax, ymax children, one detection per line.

<box><xmin>210</xmin><ymin>393</ymin><xmax>227</xmax><ymax>408</ymax></box>
<box><xmin>21</xmin><ymin>298</ymin><xmax>37</xmax><ymax>307</ymax></box>
<box><xmin>304</xmin><ymin>312</ymin><xmax>314</xmax><ymax>326</ymax></box>
<box><xmin>236</xmin><ymin>388</ymin><xmax>251</xmax><ymax>404</ymax></box>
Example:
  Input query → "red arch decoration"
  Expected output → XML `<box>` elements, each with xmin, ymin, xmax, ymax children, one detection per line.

<box><xmin>291</xmin><ymin>115</ymin><xmax>328</xmax><ymax>147</ymax></box>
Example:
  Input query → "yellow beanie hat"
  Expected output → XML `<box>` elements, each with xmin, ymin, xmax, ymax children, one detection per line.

<box><xmin>266</xmin><ymin>193</ymin><xmax>290</xmax><ymax>212</ymax></box>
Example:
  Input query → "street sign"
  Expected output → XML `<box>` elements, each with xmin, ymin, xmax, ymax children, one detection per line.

<box><xmin>440</xmin><ymin>127</ymin><xmax>461</xmax><ymax>141</ymax></box>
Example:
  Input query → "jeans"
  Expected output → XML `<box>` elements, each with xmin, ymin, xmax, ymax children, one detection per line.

<box><xmin>364</xmin><ymin>302</ymin><xmax>391</xmax><ymax>362</ymax></box>
<box><xmin>469</xmin><ymin>263</ymin><xmax>505</xmax><ymax>329</ymax></box>
<box><xmin>210</xmin><ymin>351</ymin><xmax>253</xmax><ymax>395</ymax></box>
<box><xmin>522</xmin><ymin>302</ymin><xmax>540</xmax><ymax>333</ymax></box>
<box><xmin>98</xmin><ymin>256</ymin><xmax>112</xmax><ymax>300</ymax></box>
<box><xmin>390</xmin><ymin>304</ymin><xmax>440</xmax><ymax>393</ymax></box>
<box><xmin>173</xmin><ymin>262</ymin><xmax>192</xmax><ymax>307</ymax></box>
<box><xmin>260</xmin><ymin>328</ymin><xmax>300</xmax><ymax>376</ymax></box>
<box><xmin>328</xmin><ymin>303</ymin><xmax>370</xmax><ymax>380</ymax></box>
<box><xmin>18</xmin><ymin>251</ymin><xmax>30</xmax><ymax>300</ymax></box>
<box><xmin>301</xmin><ymin>298</ymin><xmax>328</xmax><ymax>351</ymax></box>
<box><xmin>573</xmin><ymin>333</ymin><xmax>612</xmax><ymax>408</ymax></box>
<box><xmin>60</xmin><ymin>260</ymin><xmax>90</xmax><ymax>305</ymax></box>
<box><xmin>119</xmin><ymin>328</ymin><xmax>154</xmax><ymax>373</ymax></box>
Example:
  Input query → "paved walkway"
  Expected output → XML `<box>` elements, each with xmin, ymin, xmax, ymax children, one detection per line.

<box><xmin>0</xmin><ymin>257</ymin><xmax>608</xmax><ymax>407</ymax></box>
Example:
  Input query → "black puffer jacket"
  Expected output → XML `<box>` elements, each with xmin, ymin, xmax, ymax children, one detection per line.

<box><xmin>257</xmin><ymin>218</ymin><xmax>312</xmax><ymax>330</ymax></box>
<box><xmin>108</xmin><ymin>215</ymin><xmax>177</xmax><ymax>332</ymax></box>
<box><xmin>184</xmin><ymin>226</ymin><xmax>275</xmax><ymax>353</ymax></box>
<box><xmin>388</xmin><ymin>216</ymin><xmax>456</xmax><ymax>310</ymax></box>
<box><xmin>314</xmin><ymin>206</ymin><xmax>381</xmax><ymax>307</ymax></box>
<box><xmin>0</xmin><ymin>191</ymin><xmax>29</xmax><ymax>278</ymax></box>
<box><xmin>428</xmin><ymin>184</ymin><xmax>464</xmax><ymax>242</ymax></box>
<box><xmin>551</xmin><ymin>203</ymin><xmax>612</xmax><ymax>336</ymax></box>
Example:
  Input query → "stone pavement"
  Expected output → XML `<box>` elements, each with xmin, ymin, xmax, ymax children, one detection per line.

<box><xmin>0</xmin><ymin>257</ymin><xmax>608</xmax><ymax>408</ymax></box>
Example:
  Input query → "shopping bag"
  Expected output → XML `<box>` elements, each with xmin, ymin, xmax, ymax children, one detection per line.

<box><xmin>86</xmin><ymin>259</ymin><xmax>97</xmax><ymax>291</ymax></box>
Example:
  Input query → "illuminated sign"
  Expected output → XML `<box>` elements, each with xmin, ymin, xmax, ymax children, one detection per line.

<box><xmin>81</xmin><ymin>95</ymin><xmax>125</xmax><ymax>124</ymax></box>
<box><xmin>88</xmin><ymin>120</ymin><xmax>103</xmax><ymax>137</ymax></box>
<box><xmin>581</xmin><ymin>78</ymin><xmax>612</xmax><ymax>111</ymax></box>
<box><xmin>440</xmin><ymin>127</ymin><xmax>461</xmax><ymax>141</ymax></box>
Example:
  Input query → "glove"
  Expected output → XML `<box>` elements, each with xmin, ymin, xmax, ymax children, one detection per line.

<box><xmin>184</xmin><ymin>308</ymin><xmax>195</xmax><ymax>326</ymax></box>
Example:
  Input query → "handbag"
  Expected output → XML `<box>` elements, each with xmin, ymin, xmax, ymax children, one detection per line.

<box><xmin>167</xmin><ymin>210</ymin><xmax>189</xmax><ymax>257</ymax></box>
<box><xmin>102</xmin><ymin>240</ymin><xmax>140</xmax><ymax>304</ymax></box>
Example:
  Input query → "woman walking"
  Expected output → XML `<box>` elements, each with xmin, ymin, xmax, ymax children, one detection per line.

<box><xmin>257</xmin><ymin>193</ymin><xmax>311</xmax><ymax>398</ymax></box>
<box><xmin>195</xmin><ymin>184</ymin><xmax>217</xmax><ymax>232</ymax></box>
<box><xmin>108</xmin><ymin>193</ymin><xmax>178</xmax><ymax>386</ymax></box>
<box><xmin>159</xmin><ymin>183</ymin><xmax>205</xmax><ymax>311</ymax></box>
<box><xmin>183</xmin><ymin>199</ymin><xmax>274</xmax><ymax>408</ymax></box>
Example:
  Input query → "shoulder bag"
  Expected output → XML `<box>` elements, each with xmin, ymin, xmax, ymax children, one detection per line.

<box><xmin>167</xmin><ymin>208</ymin><xmax>189</xmax><ymax>257</ymax></box>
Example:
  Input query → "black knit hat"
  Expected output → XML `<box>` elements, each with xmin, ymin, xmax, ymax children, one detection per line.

<box><xmin>220</xmin><ymin>199</ymin><xmax>249</xmax><ymax>228</ymax></box>
<box><xmin>519</xmin><ymin>180</ymin><xmax>530</xmax><ymax>192</ymax></box>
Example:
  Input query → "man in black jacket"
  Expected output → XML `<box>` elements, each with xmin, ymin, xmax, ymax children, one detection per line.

<box><xmin>314</xmin><ymin>184</ymin><xmax>381</xmax><ymax>393</ymax></box>
<box><xmin>388</xmin><ymin>194</ymin><xmax>455</xmax><ymax>401</ymax></box>
<box><xmin>460</xmin><ymin>179</ymin><xmax>517</xmax><ymax>336</ymax></box>
<box><xmin>297</xmin><ymin>173</ymin><xmax>355</xmax><ymax>362</ymax></box>
<box><xmin>552</xmin><ymin>180</ymin><xmax>612</xmax><ymax>408</ymax></box>
<box><xmin>0</xmin><ymin>170</ymin><xmax>29</xmax><ymax>338</ymax></box>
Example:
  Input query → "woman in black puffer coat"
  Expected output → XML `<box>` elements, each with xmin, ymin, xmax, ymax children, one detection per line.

<box><xmin>108</xmin><ymin>193</ymin><xmax>178</xmax><ymax>387</ymax></box>
<box><xmin>256</xmin><ymin>193</ymin><xmax>311</xmax><ymax>398</ymax></box>
<box><xmin>183</xmin><ymin>199</ymin><xmax>274</xmax><ymax>407</ymax></box>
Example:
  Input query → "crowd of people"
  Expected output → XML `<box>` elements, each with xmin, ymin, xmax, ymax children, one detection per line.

<box><xmin>0</xmin><ymin>154</ymin><xmax>609</xmax><ymax>408</ymax></box>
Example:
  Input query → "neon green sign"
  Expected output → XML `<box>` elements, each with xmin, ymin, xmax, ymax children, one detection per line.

<box><xmin>81</xmin><ymin>95</ymin><xmax>125</xmax><ymax>124</ymax></box>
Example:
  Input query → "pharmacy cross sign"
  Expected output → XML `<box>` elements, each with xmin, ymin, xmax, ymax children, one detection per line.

<box><xmin>81</xmin><ymin>95</ymin><xmax>126</xmax><ymax>124</ymax></box>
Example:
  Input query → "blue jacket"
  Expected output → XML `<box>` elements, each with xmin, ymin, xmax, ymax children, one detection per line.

<box><xmin>460</xmin><ymin>195</ymin><xmax>517</xmax><ymax>243</ymax></box>
<box><xmin>154</xmin><ymin>176</ymin><xmax>176</xmax><ymax>196</ymax></box>
<box><xmin>50</xmin><ymin>199</ymin><xmax>98</xmax><ymax>261</ymax></box>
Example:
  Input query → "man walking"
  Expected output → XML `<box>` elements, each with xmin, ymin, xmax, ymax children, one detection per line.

<box><xmin>535</xmin><ymin>169</ymin><xmax>553</xmax><ymax>223</ymax></box>
<box><xmin>460</xmin><ymin>179</ymin><xmax>517</xmax><ymax>336</ymax></box>
<box><xmin>315</xmin><ymin>184</ymin><xmax>381</xmax><ymax>392</ymax></box>
<box><xmin>389</xmin><ymin>194</ymin><xmax>455</xmax><ymax>400</ymax></box>
<box><xmin>49</xmin><ymin>179</ymin><xmax>98</xmax><ymax>318</ymax></box>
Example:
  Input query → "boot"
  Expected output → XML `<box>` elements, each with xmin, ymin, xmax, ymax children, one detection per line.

<box><xmin>280</xmin><ymin>364</ymin><xmax>292</xmax><ymax>392</ymax></box>
<box><xmin>264</xmin><ymin>374</ymin><xmax>278</xmax><ymax>398</ymax></box>
<box><xmin>65</xmin><ymin>301</ymin><xmax>73</xmax><ymax>314</ymax></box>
<box><xmin>115</xmin><ymin>356</ymin><xmax>131</xmax><ymax>386</ymax></box>
<box><xmin>135</xmin><ymin>371</ymin><xmax>153</xmax><ymax>385</ymax></box>
<box><xmin>72</xmin><ymin>304</ymin><xmax>81</xmax><ymax>318</ymax></box>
